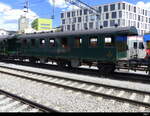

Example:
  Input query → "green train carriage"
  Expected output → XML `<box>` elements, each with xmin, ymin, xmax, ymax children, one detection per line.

<box><xmin>0</xmin><ymin>26</ymin><xmax>138</xmax><ymax>74</ymax></box>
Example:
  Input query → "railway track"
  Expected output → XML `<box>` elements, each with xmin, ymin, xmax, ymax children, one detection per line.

<box><xmin>0</xmin><ymin>65</ymin><xmax>150</xmax><ymax>111</ymax></box>
<box><xmin>1</xmin><ymin>60</ymin><xmax>150</xmax><ymax>84</ymax></box>
<box><xmin>0</xmin><ymin>88</ymin><xmax>58</xmax><ymax>112</ymax></box>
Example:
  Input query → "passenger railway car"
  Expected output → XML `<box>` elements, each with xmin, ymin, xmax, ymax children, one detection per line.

<box><xmin>0</xmin><ymin>26</ymin><xmax>138</xmax><ymax>74</ymax></box>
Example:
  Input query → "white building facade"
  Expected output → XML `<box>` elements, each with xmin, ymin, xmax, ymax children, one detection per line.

<box><xmin>18</xmin><ymin>15</ymin><xmax>29</xmax><ymax>34</ymax></box>
<box><xmin>0</xmin><ymin>29</ymin><xmax>9</xmax><ymax>36</ymax></box>
<box><xmin>61</xmin><ymin>1</ymin><xmax>150</xmax><ymax>35</ymax></box>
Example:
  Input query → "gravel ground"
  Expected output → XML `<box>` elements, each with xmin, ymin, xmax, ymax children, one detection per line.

<box><xmin>0</xmin><ymin>62</ymin><xmax>150</xmax><ymax>93</ymax></box>
<box><xmin>0</xmin><ymin>73</ymin><xmax>149</xmax><ymax>112</ymax></box>
<box><xmin>0</xmin><ymin>62</ymin><xmax>150</xmax><ymax>112</ymax></box>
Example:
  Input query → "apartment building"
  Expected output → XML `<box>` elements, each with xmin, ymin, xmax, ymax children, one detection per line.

<box><xmin>60</xmin><ymin>1</ymin><xmax>150</xmax><ymax>35</ymax></box>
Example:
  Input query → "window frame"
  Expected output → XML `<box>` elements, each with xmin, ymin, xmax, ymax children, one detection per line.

<box><xmin>40</xmin><ymin>39</ymin><xmax>45</xmax><ymax>46</ymax></box>
<box><xmin>104</xmin><ymin>37</ymin><xmax>113</xmax><ymax>47</ymax></box>
<box><xmin>49</xmin><ymin>38</ymin><xmax>55</xmax><ymax>47</ymax></box>
<box><xmin>75</xmin><ymin>37</ymin><xmax>82</xmax><ymax>48</ymax></box>
<box><xmin>89</xmin><ymin>37</ymin><xmax>98</xmax><ymax>48</ymax></box>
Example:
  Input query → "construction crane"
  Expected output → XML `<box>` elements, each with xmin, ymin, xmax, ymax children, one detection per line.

<box><xmin>65</xmin><ymin>0</ymin><xmax>101</xmax><ymax>29</ymax></box>
<box><xmin>65</xmin><ymin>0</ymin><xmax>100</xmax><ymax>15</ymax></box>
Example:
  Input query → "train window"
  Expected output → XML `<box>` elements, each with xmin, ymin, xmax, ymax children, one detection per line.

<box><xmin>61</xmin><ymin>38</ymin><xmax>68</xmax><ymax>48</ymax></box>
<box><xmin>105</xmin><ymin>37</ymin><xmax>112</xmax><ymax>46</ymax></box>
<box><xmin>133</xmin><ymin>42</ymin><xmax>137</xmax><ymax>49</ymax></box>
<box><xmin>139</xmin><ymin>42</ymin><xmax>144</xmax><ymax>49</ymax></box>
<box><xmin>90</xmin><ymin>37</ymin><xmax>98</xmax><ymax>47</ymax></box>
<box><xmin>75</xmin><ymin>38</ymin><xmax>82</xmax><ymax>48</ymax></box>
<box><xmin>23</xmin><ymin>39</ymin><xmax>27</xmax><ymax>45</ymax></box>
<box><xmin>40</xmin><ymin>39</ymin><xmax>45</xmax><ymax>45</ymax></box>
<box><xmin>49</xmin><ymin>38</ymin><xmax>55</xmax><ymax>47</ymax></box>
<box><xmin>31</xmin><ymin>39</ymin><xmax>35</xmax><ymax>46</ymax></box>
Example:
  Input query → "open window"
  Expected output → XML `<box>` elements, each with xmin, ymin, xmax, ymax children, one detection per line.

<box><xmin>105</xmin><ymin>37</ymin><xmax>112</xmax><ymax>46</ymax></box>
<box><xmin>49</xmin><ymin>38</ymin><xmax>55</xmax><ymax>47</ymax></box>
<box><xmin>40</xmin><ymin>39</ymin><xmax>45</xmax><ymax>46</ymax></box>
<box><xmin>61</xmin><ymin>38</ymin><xmax>68</xmax><ymax>48</ymax></box>
<box><xmin>75</xmin><ymin>37</ymin><xmax>82</xmax><ymax>48</ymax></box>
<box><xmin>90</xmin><ymin>37</ymin><xmax>98</xmax><ymax>47</ymax></box>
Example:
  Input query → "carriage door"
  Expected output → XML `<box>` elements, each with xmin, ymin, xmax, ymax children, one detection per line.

<box><xmin>116</xmin><ymin>36</ymin><xmax>127</xmax><ymax>59</ymax></box>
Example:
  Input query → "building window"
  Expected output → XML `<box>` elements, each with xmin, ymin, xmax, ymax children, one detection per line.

<box><xmin>90</xmin><ymin>37</ymin><xmax>98</xmax><ymax>47</ymax></box>
<box><xmin>90</xmin><ymin>15</ymin><xmax>95</xmax><ymax>21</ymax></box>
<box><xmin>40</xmin><ymin>39</ymin><xmax>45</xmax><ymax>45</ymax></box>
<box><xmin>137</xmin><ymin>22</ymin><xmax>140</xmax><ymax>28</ymax></box>
<box><xmin>67</xmin><ymin>12</ymin><xmax>70</xmax><ymax>17</ymax></box>
<box><xmin>134</xmin><ymin>7</ymin><xmax>136</xmax><ymax>13</ymax></box>
<box><xmin>110</xmin><ymin>4</ymin><xmax>115</xmax><ymax>11</ymax></box>
<box><xmin>129</xmin><ymin>5</ymin><xmax>131</xmax><ymax>11</ymax></box>
<box><xmin>89</xmin><ymin>22</ymin><xmax>93</xmax><ymax>29</ymax></box>
<box><xmin>89</xmin><ymin>10</ymin><xmax>93</xmax><ymax>14</ymax></box>
<box><xmin>106</xmin><ymin>13</ymin><xmax>109</xmax><ymax>19</ymax></box>
<box><xmin>119</xmin><ymin>11</ymin><xmax>122</xmax><ymax>18</ymax></box>
<box><xmin>110</xmin><ymin>20</ymin><xmax>115</xmax><ymax>26</ymax></box>
<box><xmin>118</xmin><ymin>3</ymin><xmax>120</xmax><ymax>10</ymax></box>
<box><xmin>84</xmin><ymin>23</ymin><xmax>88</xmax><ymax>30</ymax></box>
<box><xmin>61</xmin><ymin>13</ymin><xmax>64</xmax><ymax>18</ymax></box>
<box><xmin>104</xmin><ymin>5</ymin><xmax>108</xmax><ymax>12</ymax></box>
<box><xmin>78</xmin><ymin>17</ymin><xmax>81</xmax><ymax>22</ymax></box>
<box><xmin>138</xmin><ymin>15</ymin><xmax>140</xmax><ymax>21</ymax></box>
<box><xmin>118</xmin><ymin>19</ymin><xmax>120</xmax><ymax>26</ymax></box>
<box><xmin>73</xmin><ymin>18</ymin><xmax>76</xmax><ymax>23</ymax></box>
<box><xmin>49</xmin><ymin>38</ymin><xmax>55</xmax><ymax>47</ymax></box>
<box><xmin>85</xmin><ymin>16</ymin><xmax>88</xmax><ymax>22</ymax></box>
<box><xmin>99</xmin><ymin>6</ymin><xmax>101</xmax><ymax>13</ymax></box>
<box><xmin>122</xmin><ymin>3</ymin><xmax>125</xmax><ymax>10</ymax></box>
<box><xmin>72</xmin><ymin>24</ymin><xmax>75</xmax><ymax>31</ymax></box>
<box><xmin>62</xmin><ymin>19</ymin><xmax>65</xmax><ymax>24</ymax></box>
<box><xmin>72</xmin><ymin>11</ymin><xmax>75</xmax><ymax>17</ymax></box>
<box><xmin>112</xmin><ymin>12</ymin><xmax>117</xmax><ymax>18</ymax></box>
<box><xmin>145</xmin><ymin>10</ymin><xmax>147</xmax><ymax>16</ymax></box>
<box><xmin>67</xmin><ymin>25</ymin><xmax>70</xmax><ymax>31</ymax></box>
<box><xmin>103</xmin><ymin>21</ymin><xmax>108</xmax><ymax>27</ymax></box>
<box><xmin>84</xmin><ymin>9</ymin><xmax>88</xmax><ymax>15</ymax></box>
<box><xmin>80</xmin><ymin>10</ymin><xmax>82</xmax><ymax>15</ymax></box>
<box><xmin>75</xmin><ymin>38</ymin><xmax>82</xmax><ymax>48</ymax></box>
<box><xmin>77</xmin><ymin>10</ymin><xmax>79</xmax><ymax>16</ymax></box>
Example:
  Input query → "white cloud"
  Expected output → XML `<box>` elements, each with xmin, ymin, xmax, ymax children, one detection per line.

<box><xmin>0</xmin><ymin>2</ymin><xmax>39</xmax><ymax>31</ymax></box>
<box><xmin>136</xmin><ymin>1</ymin><xmax>150</xmax><ymax>10</ymax></box>
<box><xmin>48</xmin><ymin>0</ymin><xmax>79</xmax><ymax>11</ymax></box>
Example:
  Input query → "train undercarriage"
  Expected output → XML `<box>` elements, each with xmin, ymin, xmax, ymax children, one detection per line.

<box><xmin>1</xmin><ymin>54</ymin><xmax>150</xmax><ymax>75</ymax></box>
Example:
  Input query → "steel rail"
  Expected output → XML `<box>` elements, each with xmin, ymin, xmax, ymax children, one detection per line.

<box><xmin>0</xmin><ymin>89</ymin><xmax>59</xmax><ymax>112</ymax></box>
<box><xmin>0</xmin><ymin>66</ymin><xmax>150</xmax><ymax>108</ymax></box>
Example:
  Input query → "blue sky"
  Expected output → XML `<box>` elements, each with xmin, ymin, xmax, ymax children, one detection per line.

<box><xmin>0</xmin><ymin>0</ymin><xmax>150</xmax><ymax>30</ymax></box>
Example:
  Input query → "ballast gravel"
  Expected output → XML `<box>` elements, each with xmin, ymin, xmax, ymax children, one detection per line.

<box><xmin>0</xmin><ymin>62</ymin><xmax>150</xmax><ymax>112</ymax></box>
<box><xmin>0</xmin><ymin>73</ymin><xmax>148</xmax><ymax>112</ymax></box>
